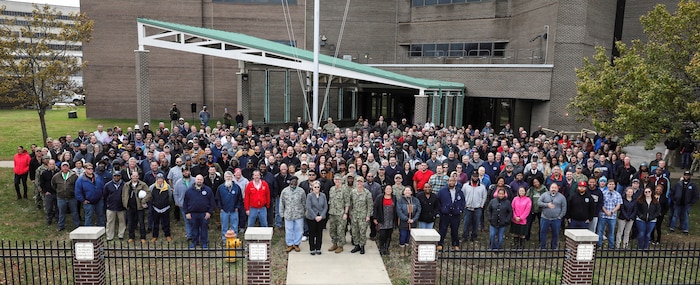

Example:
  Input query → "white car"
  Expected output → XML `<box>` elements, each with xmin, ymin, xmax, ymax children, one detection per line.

<box><xmin>54</xmin><ymin>90</ymin><xmax>85</xmax><ymax>106</ymax></box>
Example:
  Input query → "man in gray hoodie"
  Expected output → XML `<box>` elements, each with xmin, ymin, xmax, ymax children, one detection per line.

<box><xmin>537</xmin><ymin>183</ymin><xmax>567</xmax><ymax>249</ymax></box>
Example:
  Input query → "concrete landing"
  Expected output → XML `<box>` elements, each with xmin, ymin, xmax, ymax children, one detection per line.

<box><xmin>286</xmin><ymin>229</ymin><xmax>391</xmax><ymax>285</ymax></box>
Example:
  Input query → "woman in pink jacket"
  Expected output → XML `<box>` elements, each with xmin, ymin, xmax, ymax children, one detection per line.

<box><xmin>510</xmin><ymin>186</ymin><xmax>531</xmax><ymax>248</ymax></box>
<box><xmin>14</xmin><ymin>146</ymin><xmax>32</xmax><ymax>200</ymax></box>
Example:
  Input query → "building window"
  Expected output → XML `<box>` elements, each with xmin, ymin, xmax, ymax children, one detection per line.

<box><xmin>212</xmin><ymin>0</ymin><xmax>297</xmax><ymax>4</ymax></box>
<box><xmin>412</xmin><ymin>0</ymin><xmax>486</xmax><ymax>6</ymax></box>
<box><xmin>406</xmin><ymin>42</ymin><xmax>507</xmax><ymax>58</ymax></box>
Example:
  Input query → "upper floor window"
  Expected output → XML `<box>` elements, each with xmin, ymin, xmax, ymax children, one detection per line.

<box><xmin>212</xmin><ymin>0</ymin><xmax>297</xmax><ymax>4</ymax></box>
<box><xmin>412</xmin><ymin>0</ymin><xmax>485</xmax><ymax>7</ymax></box>
<box><xmin>407</xmin><ymin>42</ymin><xmax>507</xmax><ymax>57</ymax></box>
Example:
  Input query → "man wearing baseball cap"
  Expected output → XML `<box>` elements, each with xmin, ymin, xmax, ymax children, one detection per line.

<box><xmin>565</xmin><ymin>181</ymin><xmax>596</xmax><ymax>229</ymax></box>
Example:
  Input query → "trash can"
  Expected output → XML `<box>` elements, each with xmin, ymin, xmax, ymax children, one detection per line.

<box><xmin>68</xmin><ymin>111</ymin><xmax>77</xmax><ymax>119</ymax></box>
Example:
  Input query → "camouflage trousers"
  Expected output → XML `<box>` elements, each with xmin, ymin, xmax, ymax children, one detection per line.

<box><xmin>350</xmin><ymin>216</ymin><xmax>369</xmax><ymax>246</ymax></box>
<box><xmin>328</xmin><ymin>214</ymin><xmax>346</xmax><ymax>246</ymax></box>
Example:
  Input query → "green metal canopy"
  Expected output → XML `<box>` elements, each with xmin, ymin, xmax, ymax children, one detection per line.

<box><xmin>137</xmin><ymin>18</ymin><xmax>464</xmax><ymax>91</ymax></box>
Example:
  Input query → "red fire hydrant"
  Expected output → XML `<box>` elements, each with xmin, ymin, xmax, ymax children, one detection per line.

<box><xmin>225</xmin><ymin>229</ymin><xmax>241</xmax><ymax>263</ymax></box>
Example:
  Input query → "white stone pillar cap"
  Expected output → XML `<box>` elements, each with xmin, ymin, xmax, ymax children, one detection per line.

<box><xmin>565</xmin><ymin>229</ymin><xmax>599</xmax><ymax>242</ymax></box>
<box><xmin>244</xmin><ymin>227</ymin><xmax>273</xmax><ymax>240</ymax></box>
<box><xmin>69</xmin><ymin>227</ymin><xmax>105</xmax><ymax>240</ymax></box>
<box><xmin>411</xmin><ymin>229</ymin><xmax>441</xmax><ymax>242</ymax></box>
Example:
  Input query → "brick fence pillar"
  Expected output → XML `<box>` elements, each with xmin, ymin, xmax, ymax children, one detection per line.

<box><xmin>244</xmin><ymin>227</ymin><xmax>273</xmax><ymax>285</ymax></box>
<box><xmin>410</xmin><ymin>229</ymin><xmax>441</xmax><ymax>285</ymax></box>
<box><xmin>70</xmin><ymin>227</ymin><xmax>106</xmax><ymax>285</ymax></box>
<box><xmin>563</xmin><ymin>229</ymin><xmax>599</xmax><ymax>285</ymax></box>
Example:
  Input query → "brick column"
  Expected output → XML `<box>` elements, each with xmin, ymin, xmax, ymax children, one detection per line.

<box><xmin>70</xmin><ymin>227</ymin><xmax>106</xmax><ymax>285</ymax></box>
<box><xmin>135</xmin><ymin>50</ymin><xmax>151</xmax><ymax>127</ymax></box>
<box><xmin>414</xmin><ymin>94</ymin><xmax>429</xmax><ymax>127</ymax></box>
<box><xmin>563</xmin><ymin>229</ymin><xmax>599</xmax><ymax>285</ymax></box>
<box><xmin>244</xmin><ymin>227</ymin><xmax>273</xmax><ymax>285</ymax></box>
<box><xmin>410</xmin><ymin>229</ymin><xmax>440</xmax><ymax>285</ymax></box>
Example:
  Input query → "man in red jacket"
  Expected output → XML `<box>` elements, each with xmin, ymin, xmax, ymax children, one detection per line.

<box><xmin>244</xmin><ymin>170</ymin><xmax>270</xmax><ymax>227</ymax></box>
<box><xmin>14</xmin><ymin>146</ymin><xmax>32</xmax><ymax>200</ymax></box>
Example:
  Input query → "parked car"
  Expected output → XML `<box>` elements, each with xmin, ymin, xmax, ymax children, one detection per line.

<box><xmin>54</xmin><ymin>90</ymin><xmax>85</xmax><ymax>106</ymax></box>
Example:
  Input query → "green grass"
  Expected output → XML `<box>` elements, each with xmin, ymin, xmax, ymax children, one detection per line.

<box><xmin>0</xmin><ymin>106</ymin><xmax>191</xmax><ymax>160</ymax></box>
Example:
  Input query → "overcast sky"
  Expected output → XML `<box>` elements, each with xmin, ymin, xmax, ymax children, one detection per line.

<box><xmin>10</xmin><ymin>0</ymin><xmax>79</xmax><ymax>7</ymax></box>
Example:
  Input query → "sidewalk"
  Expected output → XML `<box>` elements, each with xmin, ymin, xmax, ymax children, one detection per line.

<box><xmin>286</xmin><ymin>229</ymin><xmax>392</xmax><ymax>285</ymax></box>
<box><xmin>0</xmin><ymin>161</ymin><xmax>12</xmax><ymax>168</ymax></box>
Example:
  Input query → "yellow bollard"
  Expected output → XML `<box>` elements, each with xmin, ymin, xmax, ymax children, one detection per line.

<box><xmin>225</xmin><ymin>229</ymin><xmax>242</xmax><ymax>263</ymax></box>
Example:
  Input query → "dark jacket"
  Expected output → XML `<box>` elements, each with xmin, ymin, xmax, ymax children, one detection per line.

<box><xmin>51</xmin><ymin>171</ymin><xmax>78</xmax><ymax>199</ymax></box>
<box><xmin>566</xmin><ymin>191</ymin><xmax>596</xmax><ymax>222</ymax></box>
<box><xmin>671</xmin><ymin>180</ymin><xmax>700</xmax><ymax>206</ymax></box>
<box><xmin>437</xmin><ymin>185</ymin><xmax>465</xmax><ymax>217</ymax></box>
<box><xmin>487</xmin><ymin>197</ymin><xmax>513</xmax><ymax>227</ymax></box>
<box><xmin>373</xmin><ymin>195</ymin><xmax>397</xmax><ymax>226</ymax></box>
<box><xmin>103</xmin><ymin>179</ymin><xmax>126</xmax><ymax>211</ymax></box>
<box><xmin>39</xmin><ymin>168</ymin><xmax>60</xmax><ymax>194</ymax></box>
<box><xmin>636</xmin><ymin>199</ymin><xmax>661</xmax><ymax>222</ymax></box>
<box><xmin>217</xmin><ymin>183</ymin><xmax>244</xmax><ymax>213</ymax></box>
<box><xmin>618</xmin><ymin>197</ymin><xmax>637</xmax><ymax>221</ymax></box>
<box><xmin>75</xmin><ymin>174</ymin><xmax>105</xmax><ymax>204</ymax></box>
<box><xmin>416</xmin><ymin>191</ymin><xmax>439</xmax><ymax>223</ymax></box>
<box><xmin>184</xmin><ymin>184</ymin><xmax>215</xmax><ymax>214</ymax></box>
<box><xmin>397</xmin><ymin>196</ymin><xmax>421</xmax><ymax>230</ymax></box>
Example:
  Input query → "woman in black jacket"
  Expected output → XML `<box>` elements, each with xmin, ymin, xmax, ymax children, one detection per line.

<box><xmin>616</xmin><ymin>187</ymin><xmax>637</xmax><ymax>249</ymax></box>
<box><xmin>635</xmin><ymin>187</ymin><xmax>661</xmax><ymax>249</ymax></box>
<box><xmin>373</xmin><ymin>185</ymin><xmax>397</xmax><ymax>256</ymax></box>
<box><xmin>650</xmin><ymin>184</ymin><xmax>670</xmax><ymax>245</ymax></box>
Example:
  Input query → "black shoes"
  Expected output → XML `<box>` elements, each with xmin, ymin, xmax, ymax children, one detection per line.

<box><xmin>360</xmin><ymin>246</ymin><xmax>365</xmax><ymax>254</ymax></box>
<box><xmin>351</xmin><ymin>245</ymin><xmax>361</xmax><ymax>253</ymax></box>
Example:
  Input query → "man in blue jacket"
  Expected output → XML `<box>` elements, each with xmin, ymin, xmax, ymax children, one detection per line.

<box><xmin>184</xmin><ymin>174</ymin><xmax>215</xmax><ymax>249</ymax></box>
<box><xmin>437</xmin><ymin>176</ymin><xmax>465</xmax><ymax>251</ymax></box>
<box><xmin>216</xmin><ymin>171</ymin><xmax>244</xmax><ymax>241</ymax></box>
<box><xmin>670</xmin><ymin>171</ymin><xmax>700</xmax><ymax>234</ymax></box>
<box><xmin>75</xmin><ymin>162</ymin><xmax>105</xmax><ymax>226</ymax></box>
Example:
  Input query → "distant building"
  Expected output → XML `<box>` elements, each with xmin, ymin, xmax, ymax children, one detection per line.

<box><xmin>81</xmin><ymin>0</ymin><xmax>677</xmax><ymax>131</ymax></box>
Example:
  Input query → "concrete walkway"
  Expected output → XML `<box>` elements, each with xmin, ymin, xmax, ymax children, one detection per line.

<box><xmin>0</xmin><ymin>161</ymin><xmax>12</xmax><ymax>168</ymax></box>
<box><xmin>286</xmin><ymin>229</ymin><xmax>391</xmax><ymax>285</ymax></box>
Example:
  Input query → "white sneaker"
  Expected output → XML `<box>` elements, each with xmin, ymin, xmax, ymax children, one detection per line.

<box><xmin>302</xmin><ymin>236</ymin><xmax>308</xmax><ymax>242</ymax></box>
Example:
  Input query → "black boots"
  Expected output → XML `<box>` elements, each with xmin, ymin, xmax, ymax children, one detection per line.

<box><xmin>360</xmin><ymin>245</ymin><xmax>365</xmax><ymax>254</ymax></box>
<box><xmin>351</xmin><ymin>245</ymin><xmax>361</xmax><ymax>253</ymax></box>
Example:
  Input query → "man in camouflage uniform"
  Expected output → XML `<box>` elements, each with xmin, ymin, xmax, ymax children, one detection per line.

<box><xmin>327</xmin><ymin>174</ymin><xmax>349</xmax><ymax>253</ymax></box>
<box><xmin>34</xmin><ymin>154</ymin><xmax>52</xmax><ymax>210</ymax></box>
<box><xmin>279</xmin><ymin>176</ymin><xmax>306</xmax><ymax>253</ymax></box>
<box><xmin>349</xmin><ymin>176</ymin><xmax>372</xmax><ymax>254</ymax></box>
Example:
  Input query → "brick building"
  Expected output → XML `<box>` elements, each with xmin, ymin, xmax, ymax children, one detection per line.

<box><xmin>80</xmin><ymin>0</ymin><xmax>677</xmax><ymax>131</ymax></box>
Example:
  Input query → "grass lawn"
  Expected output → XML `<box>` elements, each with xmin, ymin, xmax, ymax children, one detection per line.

<box><xmin>0</xmin><ymin>106</ymin><xmax>193</xmax><ymax>161</ymax></box>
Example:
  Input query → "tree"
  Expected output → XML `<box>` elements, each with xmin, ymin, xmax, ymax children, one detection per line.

<box><xmin>569</xmin><ymin>0</ymin><xmax>700</xmax><ymax>149</ymax></box>
<box><xmin>0</xmin><ymin>4</ymin><xmax>93</xmax><ymax>143</ymax></box>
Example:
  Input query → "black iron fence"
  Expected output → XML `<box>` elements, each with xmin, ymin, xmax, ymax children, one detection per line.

<box><xmin>593</xmin><ymin>243</ymin><xmax>700</xmax><ymax>285</ymax></box>
<box><xmin>437</xmin><ymin>242</ymin><xmax>700</xmax><ymax>285</ymax></box>
<box><xmin>0</xmin><ymin>240</ymin><xmax>74</xmax><ymax>285</ymax></box>
<box><xmin>437</xmin><ymin>243</ymin><xmax>566</xmax><ymax>285</ymax></box>
<box><xmin>0</xmin><ymin>240</ymin><xmax>246</xmax><ymax>285</ymax></box>
<box><xmin>104</xmin><ymin>241</ymin><xmax>245</xmax><ymax>285</ymax></box>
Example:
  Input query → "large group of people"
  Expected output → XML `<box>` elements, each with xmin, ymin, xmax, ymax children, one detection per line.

<box><xmin>12</xmin><ymin>110</ymin><xmax>700</xmax><ymax>255</ymax></box>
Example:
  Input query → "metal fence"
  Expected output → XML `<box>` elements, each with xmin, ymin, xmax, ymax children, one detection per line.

<box><xmin>0</xmin><ymin>240</ymin><xmax>246</xmax><ymax>285</ymax></box>
<box><xmin>104</xmin><ymin>241</ymin><xmax>246</xmax><ymax>285</ymax></box>
<box><xmin>0</xmin><ymin>240</ymin><xmax>74</xmax><ymax>285</ymax></box>
<box><xmin>593</xmin><ymin>243</ymin><xmax>700</xmax><ymax>285</ymax></box>
<box><xmin>437</xmin><ymin>243</ymin><xmax>566</xmax><ymax>285</ymax></box>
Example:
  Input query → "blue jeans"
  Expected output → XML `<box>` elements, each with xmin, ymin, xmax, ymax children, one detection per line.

<box><xmin>248</xmin><ymin>207</ymin><xmax>268</xmax><ymax>227</ymax></box>
<box><xmin>597</xmin><ymin>217</ymin><xmax>617</xmax><ymax>248</ymax></box>
<box><xmin>189</xmin><ymin>212</ymin><xmax>209</xmax><ymax>247</ymax></box>
<box><xmin>636</xmin><ymin>219</ymin><xmax>656</xmax><ymax>249</ymax></box>
<box><xmin>418</xmin><ymin>221</ymin><xmax>434</xmax><ymax>229</ymax></box>
<box><xmin>670</xmin><ymin>204</ymin><xmax>691</xmax><ymax>232</ymax></box>
<box><xmin>285</xmin><ymin>218</ymin><xmax>304</xmax><ymax>246</ymax></box>
<box><xmin>180</xmin><ymin>207</ymin><xmax>192</xmax><ymax>239</ymax></box>
<box><xmin>220</xmin><ymin>211</ymin><xmax>239</xmax><ymax>241</ymax></box>
<box><xmin>83</xmin><ymin>200</ymin><xmax>105</xmax><ymax>227</ymax></box>
<box><xmin>399</xmin><ymin>229</ymin><xmax>411</xmax><ymax>245</ymax></box>
<box><xmin>274</xmin><ymin>198</ymin><xmax>282</xmax><ymax>227</ymax></box>
<box><xmin>539</xmin><ymin>218</ymin><xmax>561</xmax><ymax>249</ymax></box>
<box><xmin>489</xmin><ymin>225</ymin><xmax>506</xmax><ymax>249</ymax></box>
<box><xmin>568</xmin><ymin>219</ymin><xmax>589</xmax><ymax>229</ymax></box>
<box><xmin>57</xmin><ymin>197</ymin><xmax>80</xmax><ymax>230</ymax></box>
<box><xmin>462</xmin><ymin>208</ymin><xmax>482</xmax><ymax>240</ymax></box>
<box><xmin>682</xmin><ymin>152</ymin><xmax>692</xmax><ymax>169</ymax></box>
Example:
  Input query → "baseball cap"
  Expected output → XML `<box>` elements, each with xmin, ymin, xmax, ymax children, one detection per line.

<box><xmin>156</xmin><ymin>173</ymin><xmax>164</xmax><ymax>179</ymax></box>
<box><xmin>577</xmin><ymin>181</ymin><xmax>587</xmax><ymax>187</ymax></box>
<box><xmin>143</xmin><ymin>122</ymin><xmax>150</xmax><ymax>126</ymax></box>
<box><xmin>134</xmin><ymin>125</ymin><xmax>140</xmax><ymax>130</ymax></box>
<box><xmin>112</xmin><ymin>171</ymin><xmax>121</xmax><ymax>176</ymax></box>
<box><xmin>471</xmin><ymin>170</ymin><xmax>479</xmax><ymax>177</ymax></box>
<box><xmin>632</xmin><ymin>178</ymin><xmax>640</xmax><ymax>183</ymax></box>
<box><xmin>684</xmin><ymin>170</ymin><xmax>692</xmax><ymax>176</ymax></box>
<box><xmin>60</xmin><ymin>162</ymin><xmax>70</xmax><ymax>167</ymax></box>
<box><xmin>301</xmin><ymin>161</ymin><xmax>308</xmax><ymax>165</ymax></box>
